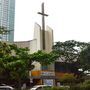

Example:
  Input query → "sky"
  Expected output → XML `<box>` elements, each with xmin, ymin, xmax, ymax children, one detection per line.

<box><xmin>15</xmin><ymin>0</ymin><xmax>90</xmax><ymax>42</ymax></box>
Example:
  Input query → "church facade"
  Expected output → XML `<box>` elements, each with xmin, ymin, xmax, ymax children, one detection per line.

<box><xmin>14</xmin><ymin>23</ymin><xmax>77</xmax><ymax>86</ymax></box>
<box><xmin>14</xmin><ymin>23</ymin><xmax>55</xmax><ymax>86</ymax></box>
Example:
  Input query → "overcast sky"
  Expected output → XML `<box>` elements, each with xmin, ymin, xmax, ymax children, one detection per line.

<box><xmin>15</xmin><ymin>0</ymin><xmax>90</xmax><ymax>42</ymax></box>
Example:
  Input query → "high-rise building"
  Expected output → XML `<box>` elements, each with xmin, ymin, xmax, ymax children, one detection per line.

<box><xmin>0</xmin><ymin>0</ymin><xmax>15</xmax><ymax>42</ymax></box>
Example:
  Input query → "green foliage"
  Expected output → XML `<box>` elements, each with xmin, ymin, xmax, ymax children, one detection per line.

<box><xmin>30</xmin><ymin>50</ymin><xmax>58</xmax><ymax>65</ymax></box>
<box><xmin>0</xmin><ymin>42</ymin><xmax>58</xmax><ymax>88</ymax></box>
<box><xmin>53</xmin><ymin>40</ymin><xmax>88</xmax><ymax>63</ymax></box>
<box><xmin>70</xmin><ymin>80</ymin><xmax>90</xmax><ymax>90</ymax></box>
<box><xmin>0</xmin><ymin>26</ymin><xmax>8</xmax><ymax>34</ymax></box>
<box><xmin>60</xmin><ymin>73</ymin><xmax>77</xmax><ymax>85</ymax></box>
<box><xmin>83</xmin><ymin>80</ymin><xmax>90</xmax><ymax>85</ymax></box>
<box><xmin>0</xmin><ymin>42</ymin><xmax>32</xmax><ymax>88</ymax></box>
<box><xmin>70</xmin><ymin>85</ymin><xmax>81</xmax><ymax>90</ymax></box>
<box><xmin>70</xmin><ymin>84</ymin><xmax>90</xmax><ymax>90</ymax></box>
<box><xmin>79</xmin><ymin>45</ymin><xmax>90</xmax><ymax>71</ymax></box>
<box><xmin>53</xmin><ymin>40</ymin><xmax>90</xmax><ymax>79</ymax></box>
<box><xmin>44</xmin><ymin>86</ymin><xmax>69</xmax><ymax>90</ymax></box>
<box><xmin>80</xmin><ymin>80</ymin><xmax>90</xmax><ymax>90</ymax></box>
<box><xmin>83</xmin><ymin>84</ymin><xmax>90</xmax><ymax>90</ymax></box>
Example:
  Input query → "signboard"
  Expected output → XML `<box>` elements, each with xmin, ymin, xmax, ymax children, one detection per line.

<box><xmin>43</xmin><ymin>79</ymin><xmax>54</xmax><ymax>86</ymax></box>
<box><xmin>41</xmin><ymin>71</ymin><xmax>55</xmax><ymax>76</ymax></box>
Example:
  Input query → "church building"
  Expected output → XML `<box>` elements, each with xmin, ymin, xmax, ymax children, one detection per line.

<box><xmin>14</xmin><ymin>22</ymin><xmax>55</xmax><ymax>86</ymax></box>
<box><xmin>14</xmin><ymin>3</ymin><xmax>74</xmax><ymax>86</ymax></box>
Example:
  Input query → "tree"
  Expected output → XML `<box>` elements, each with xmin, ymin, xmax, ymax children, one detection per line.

<box><xmin>0</xmin><ymin>42</ymin><xmax>58</xmax><ymax>88</ymax></box>
<box><xmin>30</xmin><ymin>50</ymin><xmax>59</xmax><ymax>70</ymax></box>
<box><xmin>0</xmin><ymin>42</ymin><xmax>34</xmax><ymax>88</ymax></box>
<box><xmin>53</xmin><ymin>40</ymin><xmax>89</xmax><ymax>78</ymax></box>
<box><xmin>0</xmin><ymin>42</ymin><xmax>12</xmax><ymax>79</ymax></box>
<box><xmin>79</xmin><ymin>45</ymin><xmax>90</xmax><ymax>72</ymax></box>
<box><xmin>53</xmin><ymin>40</ymin><xmax>88</xmax><ymax>63</ymax></box>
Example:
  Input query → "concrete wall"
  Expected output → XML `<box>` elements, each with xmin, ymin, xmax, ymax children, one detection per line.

<box><xmin>29</xmin><ymin>39</ymin><xmax>37</xmax><ymax>54</ymax></box>
<box><xmin>45</xmin><ymin>26</ymin><xmax>53</xmax><ymax>53</ymax></box>
<box><xmin>34</xmin><ymin>23</ymin><xmax>42</xmax><ymax>50</ymax></box>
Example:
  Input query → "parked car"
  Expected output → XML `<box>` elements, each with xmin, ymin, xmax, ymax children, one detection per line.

<box><xmin>0</xmin><ymin>84</ymin><xmax>14</xmax><ymax>90</ymax></box>
<box><xmin>30</xmin><ymin>85</ymin><xmax>52</xmax><ymax>90</ymax></box>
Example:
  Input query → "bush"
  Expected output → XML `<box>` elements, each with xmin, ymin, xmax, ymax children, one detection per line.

<box><xmin>70</xmin><ymin>84</ymin><xmax>90</xmax><ymax>90</ymax></box>
<box><xmin>81</xmin><ymin>84</ymin><xmax>90</xmax><ymax>90</ymax></box>
<box><xmin>83</xmin><ymin>80</ymin><xmax>90</xmax><ymax>85</ymax></box>
<box><xmin>48</xmin><ymin>86</ymin><xmax>69</xmax><ymax>90</ymax></box>
<box><xmin>60</xmin><ymin>73</ymin><xmax>77</xmax><ymax>85</ymax></box>
<box><xmin>70</xmin><ymin>85</ymin><xmax>81</xmax><ymax>90</ymax></box>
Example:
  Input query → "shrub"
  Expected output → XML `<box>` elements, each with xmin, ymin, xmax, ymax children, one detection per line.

<box><xmin>70</xmin><ymin>85</ymin><xmax>80</xmax><ymax>90</ymax></box>
<box><xmin>49</xmin><ymin>86</ymin><xmax>69</xmax><ymax>90</ymax></box>
<box><xmin>70</xmin><ymin>83</ymin><xmax>90</xmax><ymax>90</ymax></box>
<box><xmin>60</xmin><ymin>73</ymin><xmax>77</xmax><ymax>85</ymax></box>
<box><xmin>83</xmin><ymin>80</ymin><xmax>90</xmax><ymax>85</ymax></box>
<box><xmin>81</xmin><ymin>84</ymin><xmax>90</xmax><ymax>90</ymax></box>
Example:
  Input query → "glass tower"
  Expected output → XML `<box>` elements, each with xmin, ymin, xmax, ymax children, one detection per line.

<box><xmin>0</xmin><ymin>0</ymin><xmax>15</xmax><ymax>42</ymax></box>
